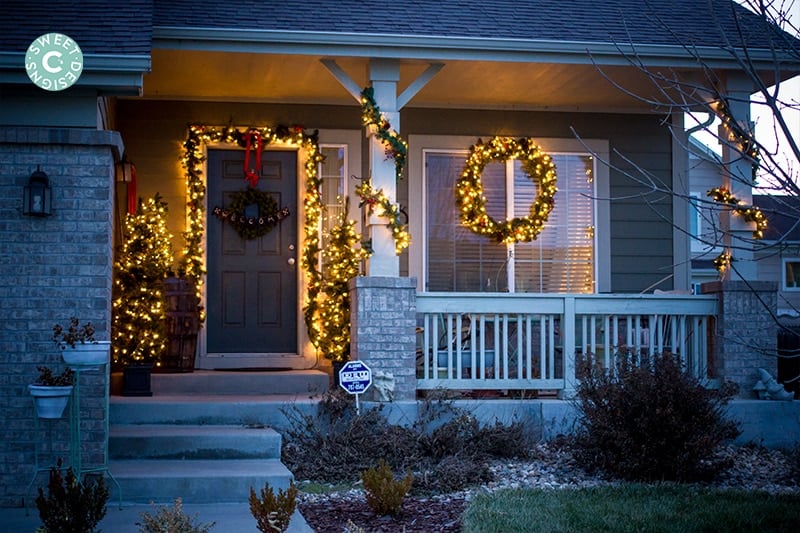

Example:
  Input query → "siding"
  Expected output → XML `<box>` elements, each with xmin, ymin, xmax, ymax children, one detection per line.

<box><xmin>116</xmin><ymin>101</ymin><xmax>675</xmax><ymax>293</ymax></box>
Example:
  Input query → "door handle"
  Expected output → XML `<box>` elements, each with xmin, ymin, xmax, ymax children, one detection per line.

<box><xmin>287</xmin><ymin>258</ymin><xmax>296</xmax><ymax>266</ymax></box>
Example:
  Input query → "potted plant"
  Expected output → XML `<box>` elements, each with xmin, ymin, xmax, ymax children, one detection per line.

<box><xmin>53</xmin><ymin>317</ymin><xmax>110</xmax><ymax>367</ymax></box>
<box><xmin>28</xmin><ymin>366</ymin><xmax>75</xmax><ymax>419</ymax></box>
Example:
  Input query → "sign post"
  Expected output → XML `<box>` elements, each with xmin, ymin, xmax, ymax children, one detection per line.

<box><xmin>338</xmin><ymin>360</ymin><xmax>373</xmax><ymax>414</ymax></box>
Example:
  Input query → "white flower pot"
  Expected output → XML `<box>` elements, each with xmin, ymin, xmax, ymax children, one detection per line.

<box><xmin>61</xmin><ymin>341</ymin><xmax>110</xmax><ymax>367</ymax></box>
<box><xmin>28</xmin><ymin>384</ymin><xmax>73</xmax><ymax>419</ymax></box>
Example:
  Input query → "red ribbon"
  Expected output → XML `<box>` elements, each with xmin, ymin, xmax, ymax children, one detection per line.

<box><xmin>127</xmin><ymin>163</ymin><xmax>138</xmax><ymax>215</ymax></box>
<box><xmin>244</xmin><ymin>131</ymin><xmax>262</xmax><ymax>188</ymax></box>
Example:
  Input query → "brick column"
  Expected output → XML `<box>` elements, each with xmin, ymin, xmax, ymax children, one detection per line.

<box><xmin>702</xmin><ymin>280</ymin><xmax>778</xmax><ymax>397</ymax></box>
<box><xmin>349</xmin><ymin>276</ymin><xmax>417</xmax><ymax>401</ymax></box>
<box><xmin>0</xmin><ymin>127</ymin><xmax>121</xmax><ymax>506</ymax></box>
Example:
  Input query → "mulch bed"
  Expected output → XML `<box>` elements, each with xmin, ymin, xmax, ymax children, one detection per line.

<box><xmin>299</xmin><ymin>496</ymin><xmax>466</xmax><ymax>532</ymax></box>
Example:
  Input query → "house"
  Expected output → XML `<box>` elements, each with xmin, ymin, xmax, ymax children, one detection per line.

<box><xmin>2</xmin><ymin>0</ymin><xmax>799</xmax><ymax>507</ymax></box>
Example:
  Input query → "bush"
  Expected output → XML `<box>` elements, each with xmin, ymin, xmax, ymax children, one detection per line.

<box><xmin>136</xmin><ymin>498</ymin><xmax>215</xmax><ymax>533</ymax></box>
<box><xmin>573</xmin><ymin>350</ymin><xmax>740</xmax><ymax>482</ymax></box>
<box><xmin>36</xmin><ymin>462</ymin><xmax>108</xmax><ymax>533</ymax></box>
<box><xmin>361</xmin><ymin>459</ymin><xmax>414</xmax><ymax>516</ymax></box>
<box><xmin>281</xmin><ymin>389</ymin><xmax>533</xmax><ymax>493</ymax></box>
<box><xmin>249</xmin><ymin>481</ymin><xmax>297</xmax><ymax>533</ymax></box>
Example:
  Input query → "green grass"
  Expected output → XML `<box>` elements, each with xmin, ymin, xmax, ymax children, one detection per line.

<box><xmin>461</xmin><ymin>484</ymin><xmax>800</xmax><ymax>533</ymax></box>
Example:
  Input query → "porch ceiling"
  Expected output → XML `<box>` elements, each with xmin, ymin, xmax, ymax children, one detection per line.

<box><xmin>142</xmin><ymin>49</ymin><xmax>695</xmax><ymax>112</ymax></box>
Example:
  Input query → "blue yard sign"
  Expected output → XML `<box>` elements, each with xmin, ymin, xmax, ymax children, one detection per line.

<box><xmin>338</xmin><ymin>360</ymin><xmax>372</xmax><ymax>414</ymax></box>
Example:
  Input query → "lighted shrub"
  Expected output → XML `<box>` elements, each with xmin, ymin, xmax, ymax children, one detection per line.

<box><xmin>573</xmin><ymin>350</ymin><xmax>740</xmax><ymax>482</ymax></box>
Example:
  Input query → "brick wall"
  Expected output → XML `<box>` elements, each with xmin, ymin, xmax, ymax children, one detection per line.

<box><xmin>0</xmin><ymin>127</ymin><xmax>121</xmax><ymax>507</ymax></box>
<box><xmin>702</xmin><ymin>280</ymin><xmax>778</xmax><ymax>397</ymax></box>
<box><xmin>349</xmin><ymin>276</ymin><xmax>417</xmax><ymax>401</ymax></box>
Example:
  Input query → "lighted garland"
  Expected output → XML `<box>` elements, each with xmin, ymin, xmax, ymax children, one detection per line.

<box><xmin>714</xmin><ymin>97</ymin><xmax>760</xmax><ymax>182</ymax></box>
<box><xmin>707</xmin><ymin>187</ymin><xmax>767</xmax><ymax>239</ymax></box>
<box><xmin>355</xmin><ymin>180</ymin><xmax>410</xmax><ymax>255</ymax></box>
<box><xmin>457</xmin><ymin>137</ymin><xmax>558</xmax><ymax>243</ymax></box>
<box><xmin>361</xmin><ymin>86</ymin><xmax>407</xmax><ymax>179</ymax></box>
<box><xmin>707</xmin><ymin>186</ymin><xmax>767</xmax><ymax>275</ymax></box>
<box><xmin>181</xmin><ymin>125</ymin><xmax>324</xmax><ymax>343</ymax></box>
<box><xmin>212</xmin><ymin>187</ymin><xmax>290</xmax><ymax>241</ymax></box>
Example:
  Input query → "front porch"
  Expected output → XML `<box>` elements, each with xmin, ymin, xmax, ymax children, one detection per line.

<box><xmin>352</xmin><ymin>278</ymin><xmax>779</xmax><ymax>402</ymax></box>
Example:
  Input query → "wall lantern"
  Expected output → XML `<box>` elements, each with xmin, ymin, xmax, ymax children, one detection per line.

<box><xmin>23</xmin><ymin>166</ymin><xmax>52</xmax><ymax>217</ymax></box>
<box><xmin>115</xmin><ymin>156</ymin><xmax>135</xmax><ymax>183</ymax></box>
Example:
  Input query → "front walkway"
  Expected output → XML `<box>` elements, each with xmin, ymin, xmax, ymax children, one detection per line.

<box><xmin>1</xmin><ymin>504</ymin><xmax>312</xmax><ymax>532</ymax></box>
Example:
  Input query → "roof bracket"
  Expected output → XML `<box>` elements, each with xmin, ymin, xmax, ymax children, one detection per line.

<box><xmin>320</xmin><ymin>58</ymin><xmax>362</xmax><ymax>103</ymax></box>
<box><xmin>397</xmin><ymin>62</ymin><xmax>443</xmax><ymax>109</ymax></box>
<box><xmin>321</xmin><ymin>58</ymin><xmax>444</xmax><ymax>109</ymax></box>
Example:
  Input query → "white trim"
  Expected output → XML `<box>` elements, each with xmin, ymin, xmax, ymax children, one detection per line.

<box><xmin>782</xmin><ymin>257</ymin><xmax>800</xmax><ymax>291</ymax></box>
<box><xmin>150</xmin><ymin>28</ymin><xmax>793</xmax><ymax>70</ymax></box>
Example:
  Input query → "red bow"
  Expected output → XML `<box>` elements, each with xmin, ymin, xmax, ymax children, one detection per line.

<box><xmin>244</xmin><ymin>131</ymin><xmax>262</xmax><ymax>188</ymax></box>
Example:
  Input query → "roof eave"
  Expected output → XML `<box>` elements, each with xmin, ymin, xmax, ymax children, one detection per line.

<box><xmin>0</xmin><ymin>52</ymin><xmax>150</xmax><ymax>96</ymax></box>
<box><xmin>153</xmin><ymin>27</ymin><xmax>799</xmax><ymax>71</ymax></box>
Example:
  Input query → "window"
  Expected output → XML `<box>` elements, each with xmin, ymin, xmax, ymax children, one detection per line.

<box><xmin>319</xmin><ymin>144</ymin><xmax>347</xmax><ymax>243</ymax></box>
<box><xmin>689</xmin><ymin>193</ymin><xmax>720</xmax><ymax>254</ymax></box>
<box><xmin>424</xmin><ymin>150</ymin><xmax>596</xmax><ymax>293</ymax></box>
<box><xmin>783</xmin><ymin>258</ymin><xmax>800</xmax><ymax>290</ymax></box>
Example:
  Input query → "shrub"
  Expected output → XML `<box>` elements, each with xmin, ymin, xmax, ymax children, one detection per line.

<box><xmin>36</xmin><ymin>462</ymin><xmax>108</xmax><ymax>533</ymax></box>
<box><xmin>136</xmin><ymin>498</ymin><xmax>215</xmax><ymax>533</ymax></box>
<box><xmin>281</xmin><ymin>389</ymin><xmax>534</xmax><ymax>493</ymax></box>
<box><xmin>573</xmin><ymin>350</ymin><xmax>740</xmax><ymax>482</ymax></box>
<box><xmin>249</xmin><ymin>481</ymin><xmax>298</xmax><ymax>533</ymax></box>
<box><xmin>361</xmin><ymin>459</ymin><xmax>414</xmax><ymax>516</ymax></box>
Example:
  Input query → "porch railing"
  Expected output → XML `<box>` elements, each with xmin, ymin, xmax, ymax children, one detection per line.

<box><xmin>416</xmin><ymin>293</ymin><xmax>717</xmax><ymax>395</ymax></box>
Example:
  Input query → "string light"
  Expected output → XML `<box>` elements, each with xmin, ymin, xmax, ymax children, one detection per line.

<box><xmin>355</xmin><ymin>180</ymin><xmax>410</xmax><ymax>255</ymax></box>
<box><xmin>457</xmin><ymin>137</ymin><xmax>558</xmax><ymax>243</ymax></box>
<box><xmin>707</xmin><ymin>187</ymin><xmax>768</xmax><ymax>239</ymax></box>
<box><xmin>360</xmin><ymin>86</ymin><xmax>407</xmax><ymax>180</ymax></box>
<box><xmin>111</xmin><ymin>194</ymin><xmax>173</xmax><ymax>366</ymax></box>
<box><xmin>713</xmin><ymin>97</ymin><xmax>760</xmax><ymax>182</ymax></box>
<box><xmin>181</xmin><ymin>125</ymin><xmax>333</xmax><ymax>355</ymax></box>
<box><xmin>316</xmin><ymin>211</ymin><xmax>371</xmax><ymax>362</ymax></box>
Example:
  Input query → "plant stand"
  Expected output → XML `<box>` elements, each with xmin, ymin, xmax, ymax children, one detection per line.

<box><xmin>27</xmin><ymin>362</ymin><xmax>122</xmax><ymax>509</ymax></box>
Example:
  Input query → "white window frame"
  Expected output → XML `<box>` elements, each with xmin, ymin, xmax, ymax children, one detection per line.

<box><xmin>408</xmin><ymin>135</ymin><xmax>610</xmax><ymax>293</ymax></box>
<box><xmin>782</xmin><ymin>257</ymin><xmax>800</xmax><ymax>291</ymax></box>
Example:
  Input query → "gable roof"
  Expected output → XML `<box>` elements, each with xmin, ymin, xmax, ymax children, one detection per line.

<box><xmin>0</xmin><ymin>0</ymin><xmax>152</xmax><ymax>55</ymax></box>
<box><xmin>149</xmin><ymin>0</ymin><xmax>799</xmax><ymax>70</ymax></box>
<box><xmin>153</xmin><ymin>0</ymin><xmax>783</xmax><ymax>49</ymax></box>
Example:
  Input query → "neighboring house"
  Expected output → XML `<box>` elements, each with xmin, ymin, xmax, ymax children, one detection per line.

<box><xmin>2</xmin><ymin>0</ymin><xmax>799</xmax><ymax>506</ymax></box>
<box><xmin>688</xmin><ymin>137</ymin><xmax>800</xmax><ymax>314</ymax></box>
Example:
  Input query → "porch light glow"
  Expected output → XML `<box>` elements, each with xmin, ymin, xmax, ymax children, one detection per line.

<box><xmin>181</xmin><ymin>124</ymin><xmax>329</xmax><ymax>351</ymax></box>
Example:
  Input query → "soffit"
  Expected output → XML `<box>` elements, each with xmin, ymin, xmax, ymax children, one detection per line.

<box><xmin>142</xmin><ymin>50</ymin><xmax>698</xmax><ymax>112</ymax></box>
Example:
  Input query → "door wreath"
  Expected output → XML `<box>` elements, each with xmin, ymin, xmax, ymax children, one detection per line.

<box><xmin>456</xmin><ymin>137</ymin><xmax>558</xmax><ymax>243</ymax></box>
<box><xmin>212</xmin><ymin>187</ymin><xmax>290</xmax><ymax>241</ymax></box>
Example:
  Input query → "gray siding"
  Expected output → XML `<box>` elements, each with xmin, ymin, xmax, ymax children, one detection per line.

<box><xmin>117</xmin><ymin>101</ymin><xmax>675</xmax><ymax>293</ymax></box>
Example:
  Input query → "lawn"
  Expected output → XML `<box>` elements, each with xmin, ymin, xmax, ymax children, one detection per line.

<box><xmin>462</xmin><ymin>484</ymin><xmax>800</xmax><ymax>532</ymax></box>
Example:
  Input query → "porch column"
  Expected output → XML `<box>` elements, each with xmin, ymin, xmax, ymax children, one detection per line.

<box><xmin>366</xmin><ymin>59</ymin><xmax>400</xmax><ymax>277</ymax></box>
<box><xmin>719</xmin><ymin>73</ymin><xmax>757</xmax><ymax>281</ymax></box>
<box><xmin>702</xmin><ymin>280</ymin><xmax>777</xmax><ymax>397</ymax></box>
<box><xmin>350</xmin><ymin>276</ymin><xmax>417</xmax><ymax>401</ymax></box>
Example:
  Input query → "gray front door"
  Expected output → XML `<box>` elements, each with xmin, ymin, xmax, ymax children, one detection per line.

<box><xmin>205</xmin><ymin>149</ymin><xmax>298</xmax><ymax>364</ymax></box>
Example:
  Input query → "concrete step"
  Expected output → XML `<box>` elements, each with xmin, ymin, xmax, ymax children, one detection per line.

<box><xmin>110</xmin><ymin>394</ymin><xmax>320</xmax><ymax>430</ymax></box>
<box><xmin>149</xmin><ymin>370</ymin><xmax>329</xmax><ymax>396</ymax></box>
<box><xmin>109</xmin><ymin>425</ymin><xmax>282</xmax><ymax>460</ymax></box>
<box><xmin>108</xmin><ymin>458</ymin><xmax>293</xmax><ymax>504</ymax></box>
